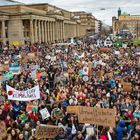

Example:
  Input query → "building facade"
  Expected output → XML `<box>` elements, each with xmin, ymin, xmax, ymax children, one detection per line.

<box><xmin>0</xmin><ymin>1</ymin><xmax>95</xmax><ymax>45</ymax></box>
<box><xmin>112</xmin><ymin>8</ymin><xmax>140</xmax><ymax>38</ymax></box>
<box><xmin>73</xmin><ymin>11</ymin><xmax>97</xmax><ymax>33</ymax></box>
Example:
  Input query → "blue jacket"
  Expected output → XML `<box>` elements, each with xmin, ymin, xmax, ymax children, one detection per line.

<box><xmin>13</xmin><ymin>104</ymin><xmax>21</xmax><ymax>118</ymax></box>
<box><xmin>116</xmin><ymin>120</ymin><xmax>126</xmax><ymax>140</ymax></box>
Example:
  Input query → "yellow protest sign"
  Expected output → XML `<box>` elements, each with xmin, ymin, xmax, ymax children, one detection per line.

<box><xmin>36</xmin><ymin>125</ymin><xmax>60</xmax><ymax>139</ymax></box>
<box><xmin>12</xmin><ymin>41</ymin><xmax>20</xmax><ymax>46</ymax></box>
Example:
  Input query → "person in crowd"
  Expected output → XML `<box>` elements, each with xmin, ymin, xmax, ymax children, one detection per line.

<box><xmin>0</xmin><ymin>36</ymin><xmax>139</xmax><ymax>140</ymax></box>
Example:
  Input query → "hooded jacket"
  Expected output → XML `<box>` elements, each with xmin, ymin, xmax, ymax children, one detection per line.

<box><xmin>116</xmin><ymin>120</ymin><xmax>126</xmax><ymax>140</ymax></box>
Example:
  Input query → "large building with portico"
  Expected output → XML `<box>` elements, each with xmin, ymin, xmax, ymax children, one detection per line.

<box><xmin>0</xmin><ymin>0</ymin><xmax>97</xmax><ymax>45</ymax></box>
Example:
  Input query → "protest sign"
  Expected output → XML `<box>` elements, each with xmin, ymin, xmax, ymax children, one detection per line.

<box><xmin>0</xmin><ymin>121</ymin><xmax>7</xmax><ymax>138</ymax></box>
<box><xmin>40</xmin><ymin>108</ymin><xmax>50</xmax><ymax>119</ymax></box>
<box><xmin>28</xmin><ymin>53</ymin><xmax>36</xmax><ymax>59</ymax></box>
<box><xmin>36</xmin><ymin>125</ymin><xmax>60</xmax><ymax>139</ymax></box>
<box><xmin>12</xmin><ymin>55</ymin><xmax>21</xmax><ymax>60</ymax></box>
<box><xmin>22</xmin><ymin>64</ymin><xmax>27</xmax><ymax>71</ymax></box>
<box><xmin>26</xmin><ymin>104</ymin><xmax>38</xmax><ymax>112</ymax></box>
<box><xmin>86</xmin><ymin>127</ymin><xmax>94</xmax><ymax>136</ymax></box>
<box><xmin>83</xmin><ymin>75</ymin><xmax>89</xmax><ymax>82</ymax></box>
<box><xmin>12</xmin><ymin>41</ymin><xmax>20</xmax><ymax>46</ymax></box>
<box><xmin>6</xmin><ymin>85</ymin><xmax>40</xmax><ymax>101</ymax></box>
<box><xmin>99</xmin><ymin>48</ymin><xmax>111</xmax><ymax>53</ymax></box>
<box><xmin>96</xmin><ymin>71</ymin><xmax>104</xmax><ymax>79</ymax></box>
<box><xmin>106</xmin><ymin>73</ymin><xmax>113</xmax><ymax>79</ymax></box>
<box><xmin>66</xmin><ymin>106</ymin><xmax>78</xmax><ymax>114</ymax></box>
<box><xmin>114</xmin><ymin>51</ymin><xmax>120</xmax><ymax>55</ymax></box>
<box><xmin>77</xmin><ymin>106</ymin><xmax>115</xmax><ymax>127</ymax></box>
<box><xmin>31</xmin><ymin>70</ymin><xmax>37</xmax><ymax>80</ymax></box>
<box><xmin>3</xmin><ymin>64</ymin><xmax>9</xmax><ymax>71</ymax></box>
<box><xmin>31</xmin><ymin>65</ymin><xmax>40</xmax><ymax>71</ymax></box>
<box><xmin>122</xmin><ymin>82</ymin><xmax>132</xmax><ymax>93</ymax></box>
<box><xmin>82</xmin><ymin>66</ymin><xmax>89</xmax><ymax>75</ymax></box>
<box><xmin>4</xmin><ymin>71</ymin><xmax>13</xmax><ymax>80</ymax></box>
<box><xmin>21</xmin><ymin>53</ymin><xmax>28</xmax><ymax>63</ymax></box>
<box><xmin>0</xmin><ymin>64</ymin><xmax>9</xmax><ymax>72</ymax></box>
<box><xmin>0</xmin><ymin>95</ymin><xmax>5</xmax><ymax>105</ymax></box>
<box><xmin>9</xmin><ymin>62</ymin><xmax>20</xmax><ymax>75</ymax></box>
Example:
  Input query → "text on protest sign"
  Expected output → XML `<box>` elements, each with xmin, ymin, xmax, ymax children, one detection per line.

<box><xmin>36</xmin><ymin>125</ymin><xmax>60</xmax><ymax>139</ymax></box>
<box><xmin>6</xmin><ymin>85</ymin><xmax>40</xmax><ymax>101</ymax></box>
<box><xmin>67</xmin><ymin>106</ymin><xmax>116</xmax><ymax>127</ymax></box>
<box><xmin>78</xmin><ymin>106</ymin><xmax>116</xmax><ymax>127</ymax></box>
<box><xmin>40</xmin><ymin>108</ymin><xmax>50</xmax><ymax>119</ymax></box>
<box><xmin>66</xmin><ymin>106</ymin><xmax>78</xmax><ymax>114</ymax></box>
<box><xmin>121</xmin><ymin>81</ymin><xmax>132</xmax><ymax>93</ymax></box>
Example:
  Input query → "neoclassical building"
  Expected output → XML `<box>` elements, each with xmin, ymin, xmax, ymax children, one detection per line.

<box><xmin>0</xmin><ymin>0</ymin><xmax>97</xmax><ymax>45</ymax></box>
<box><xmin>112</xmin><ymin>8</ymin><xmax>140</xmax><ymax>38</ymax></box>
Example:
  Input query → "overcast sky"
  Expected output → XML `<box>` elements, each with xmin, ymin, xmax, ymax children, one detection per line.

<box><xmin>16</xmin><ymin>0</ymin><xmax>140</xmax><ymax>25</ymax></box>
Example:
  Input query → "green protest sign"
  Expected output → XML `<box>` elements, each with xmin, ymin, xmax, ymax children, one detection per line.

<box><xmin>4</xmin><ymin>71</ymin><xmax>13</xmax><ymax>80</ymax></box>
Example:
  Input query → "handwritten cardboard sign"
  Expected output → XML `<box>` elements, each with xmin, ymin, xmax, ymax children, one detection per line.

<box><xmin>28</xmin><ymin>53</ymin><xmax>36</xmax><ymax>59</ymax></box>
<box><xmin>0</xmin><ymin>64</ymin><xmax>9</xmax><ymax>72</ymax></box>
<box><xmin>106</xmin><ymin>73</ymin><xmax>113</xmax><ymax>79</ymax></box>
<box><xmin>20</xmin><ymin>53</ymin><xmax>28</xmax><ymax>63</ymax></box>
<box><xmin>122</xmin><ymin>82</ymin><xmax>132</xmax><ymax>93</ymax></box>
<box><xmin>0</xmin><ymin>121</ymin><xmax>7</xmax><ymax>138</ymax></box>
<box><xmin>99</xmin><ymin>48</ymin><xmax>111</xmax><ymax>53</ymax></box>
<box><xmin>66</xmin><ymin>106</ymin><xmax>115</xmax><ymax>127</ymax></box>
<box><xmin>96</xmin><ymin>71</ymin><xmax>104</xmax><ymax>79</ymax></box>
<box><xmin>36</xmin><ymin>125</ymin><xmax>60</xmax><ymax>139</ymax></box>
<box><xmin>67</xmin><ymin>106</ymin><xmax>78</xmax><ymax>114</ymax></box>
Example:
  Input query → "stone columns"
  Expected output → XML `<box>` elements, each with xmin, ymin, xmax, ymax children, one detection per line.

<box><xmin>30</xmin><ymin>19</ymin><xmax>34</xmax><ymax>44</ymax></box>
<box><xmin>62</xmin><ymin>21</ymin><xmax>65</xmax><ymax>41</ymax></box>
<box><xmin>61</xmin><ymin>21</ymin><xmax>63</xmax><ymax>41</ymax></box>
<box><xmin>59</xmin><ymin>21</ymin><xmax>61</xmax><ymax>41</ymax></box>
<box><xmin>44</xmin><ymin>21</ymin><xmax>47</xmax><ymax>43</ymax></box>
<box><xmin>49</xmin><ymin>21</ymin><xmax>52</xmax><ymax>42</ymax></box>
<box><xmin>50</xmin><ymin>21</ymin><xmax>53</xmax><ymax>43</ymax></box>
<box><xmin>38</xmin><ymin>20</ymin><xmax>41</xmax><ymax>43</ymax></box>
<box><xmin>34</xmin><ymin>20</ymin><xmax>38</xmax><ymax>43</ymax></box>
<box><xmin>55</xmin><ymin>21</ymin><xmax>58</xmax><ymax>42</ymax></box>
<box><xmin>47</xmin><ymin>21</ymin><xmax>50</xmax><ymax>42</ymax></box>
<box><xmin>8</xmin><ymin>17</ymin><xmax>24</xmax><ymax>45</ymax></box>
<box><xmin>41</xmin><ymin>20</ymin><xmax>44</xmax><ymax>42</ymax></box>
<box><xmin>2</xmin><ymin>20</ymin><xmax>6</xmax><ymax>45</ymax></box>
<box><xmin>52</xmin><ymin>22</ymin><xmax>55</xmax><ymax>43</ymax></box>
<box><xmin>58</xmin><ymin>21</ymin><xmax>60</xmax><ymax>41</ymax></box>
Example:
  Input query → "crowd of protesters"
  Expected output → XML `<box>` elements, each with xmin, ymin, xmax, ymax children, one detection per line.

<box><xmin>0</xmin><ymin>36</ymin><xmax>140</xmax><ymax>140</ymax></box>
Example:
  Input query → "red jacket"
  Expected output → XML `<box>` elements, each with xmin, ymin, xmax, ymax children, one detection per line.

<box><xmin>29</xmin><ymin>113</ymin><xmax>39</xmax><ymax>123</ymax></box>
<box><xmin>100</xmin><ymin>135</ymin><xmax>108</xmax><ymax>140</ymax></box>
